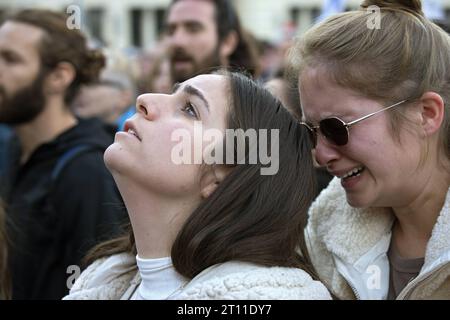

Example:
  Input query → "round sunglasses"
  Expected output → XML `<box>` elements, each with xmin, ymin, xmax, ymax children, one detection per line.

<box><xmin>300</xmin><ymin>99</ymin><xmax>408</xmax><ymax>147</ymax></box>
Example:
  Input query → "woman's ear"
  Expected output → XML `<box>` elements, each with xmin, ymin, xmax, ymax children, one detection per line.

<box><xmin>418</xmin><ymin>92</ymin><xmax>445</xmax><ymax>137</ymax></box>
<box><xmin>200</xmin><ymin>165</ymin><xmax>231</xmax><ymax>199</ymax></box>
<box><xmin>200</xmin><ymin>180</ymin><xmax>219</xmax><ymax>199</ymax></box>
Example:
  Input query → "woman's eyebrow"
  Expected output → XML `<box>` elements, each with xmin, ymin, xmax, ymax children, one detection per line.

<box><xmin>173</xmin><ymin>83</ymin><xmax>210</xmax><ymax>113</ymax></box>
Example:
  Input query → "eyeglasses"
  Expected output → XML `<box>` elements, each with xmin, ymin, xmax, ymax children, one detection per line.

<box><xmin>300</xmin><ymin>100</ymin><xmax>408</xmax><ymax>147</ymax></box>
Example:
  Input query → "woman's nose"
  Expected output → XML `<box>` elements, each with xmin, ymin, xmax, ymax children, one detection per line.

<box><xmin>136</xmin><ymin>94</ymin><xmax>160</xmax><ymax>120</ymax></box>
<box><xmin>314</xmin><ymin>135</ymin><xmax>341</xmax><ymax>167</ymax></box>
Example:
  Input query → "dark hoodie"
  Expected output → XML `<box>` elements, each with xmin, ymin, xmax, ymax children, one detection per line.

<box><xmin>0</xmin><ymin>125</ymin><xmax>16</xmax><ymax>199</ymax></box>
<box><xmin>6</xmin><ymin>118</ymin><xmax>127</xmax><ymax>300</ymax></box>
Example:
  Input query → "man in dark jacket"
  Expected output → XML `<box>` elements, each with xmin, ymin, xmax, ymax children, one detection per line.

<box><xmin>0</xmin><ymin>10</ymin><xmax>127</xmax><ymax>299</ymax></box>
<box><xmin>0</xmin><ymin>125</ymin><xmax>15</xmax><ymax>199</ymax></box>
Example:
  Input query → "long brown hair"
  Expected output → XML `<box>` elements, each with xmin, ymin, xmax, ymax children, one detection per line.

<box><xmin>85</xmin><ymin>71</ymin><xmax>318</xmax><ymax>280</ymax></box>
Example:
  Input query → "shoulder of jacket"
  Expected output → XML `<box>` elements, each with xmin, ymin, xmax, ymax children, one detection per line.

<box><xmin>177</xmin><ymin>262</ymin><xmax>331</xmax><ymax>300</ymax></box>
<box><xmin>58</xmin><ymin>148</ymin><xmax>109</xmax><ymax>179</ymax></box>
<box><xmin>63</xmin><ymin>253</ymin><xmax>136</xmax><ymax>300</ymax></box>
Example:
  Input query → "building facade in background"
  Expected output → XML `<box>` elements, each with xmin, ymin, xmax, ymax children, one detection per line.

<box><xmin>1</xmin><ymin>0</ymin><xmax>450</xmax><ymax>50</ymax></box>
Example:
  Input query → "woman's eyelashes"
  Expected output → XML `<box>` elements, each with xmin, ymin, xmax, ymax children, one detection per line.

<box><xmin>181</xmin><ymin>101</ymin><xmax>199</xmax><ymax>119</ymax></box>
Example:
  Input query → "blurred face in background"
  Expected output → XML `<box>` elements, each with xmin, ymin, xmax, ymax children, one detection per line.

<box><xmin>150</xmin><ymin>57</ymin><xmax>172</xmax><ymax>94</ymax></box>
<box><xmin>72</xmin><ymin>82</ymin><xmax>132</xmax><ymax>124</ymax></box>
<box><xmin>0</xmin><ymin>21</ymin><xmax>47</xmax><ymax>125</ymax></box>
<box><xmin>166</xmin><ymin>0</ymin><xmax>222</xmax><ymax>83</ymax></box>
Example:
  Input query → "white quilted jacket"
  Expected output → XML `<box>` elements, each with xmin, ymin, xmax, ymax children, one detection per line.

<box><xmin>63</xmin><ymin>254</ymin><xmax>332</xmax><ymax>300</ymax></box>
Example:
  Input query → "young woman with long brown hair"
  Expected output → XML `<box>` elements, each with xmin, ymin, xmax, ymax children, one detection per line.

<box><xmin>64</xmin><ymin>71</ymin><xmax>331</xmax><ymax>300</ymax></box>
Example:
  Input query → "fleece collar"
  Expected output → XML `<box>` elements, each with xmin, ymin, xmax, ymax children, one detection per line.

<box><xmin>313</xmin><ymin>178</ymin><xmax>450</xmax><ymax>267</ymax></box>
<box><xmin>424</xmin><ymin>187</ymin><xmax>450</xmax><ymax>267</ymax></box>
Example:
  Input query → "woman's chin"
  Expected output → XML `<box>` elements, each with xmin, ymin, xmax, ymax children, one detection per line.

<box><xmin>104</xmin><ymin>143</ymin><xmax>127</xmax><ymax>174</ymax></box>
<box><xmin>345</xmin><ymin>194</ymin><xmax>371</xmax><ymax>209</ymax></box>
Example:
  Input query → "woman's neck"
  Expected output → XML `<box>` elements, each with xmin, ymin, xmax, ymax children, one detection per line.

<box><xmin>391</xmin><ymin>164</ymin><xmax>450</xmax><ymax>258</ymax></box>
<box><xmin>117</xmin><ymin>179</ymin><xmax>200</xmax><ymax>259</ymax></box>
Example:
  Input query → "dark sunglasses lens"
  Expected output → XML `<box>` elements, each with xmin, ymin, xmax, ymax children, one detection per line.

<box><xmin>320</xmin><ymin>118</ymin><xmax>348</xmax><ymax>146</ymax></box>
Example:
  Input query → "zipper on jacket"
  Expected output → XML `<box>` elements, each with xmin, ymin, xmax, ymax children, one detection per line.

<box><xmin>332</xmin><ymin>258</ymin><xmax>362</xmax><ymax>299</ymax></box>
<box><xmin>396</xmin><ymin>262</ymin><xmax>449</xmax><ymax>300</ymax></box>
<box><xmin>346</xmin><ymin>280</ymin><xmax>361</xmax><ymax>300</ymax></box>
<box><xmin>336</xmin><ymin>271</ymin><xmax>361</xmax><ymax>299</ymax></box>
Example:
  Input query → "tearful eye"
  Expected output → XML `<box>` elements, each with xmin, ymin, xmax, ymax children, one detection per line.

<box><xmin>182</xmin><ymin>102</ymin><xmax>198</xmax><ymax>118</ymax></box>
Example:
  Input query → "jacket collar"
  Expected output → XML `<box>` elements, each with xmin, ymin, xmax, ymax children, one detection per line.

<box><xmin>313</xmin><ymin>178</ymin><xmax>450</xmax><ymax>267</ymax></box>
<box><xmin>313</xmin><ymin>178</ymin><xmax>393</xmax><ymax>265</ymax></box>
<box><xmin>424</xmin><ymin>186</ymin><xmax>450</xmax><ymax>269</ymax></box>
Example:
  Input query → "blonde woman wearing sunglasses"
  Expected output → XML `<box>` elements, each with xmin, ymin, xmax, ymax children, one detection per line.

<box><xmin>289</xmin><ymin>0</ymin><xmax>450</xmax><ymax>300</ymax></box>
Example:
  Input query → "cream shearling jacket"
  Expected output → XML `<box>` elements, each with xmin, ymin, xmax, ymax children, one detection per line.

<box><xmin>63</xmin><ymin>254</ymin><xmax>332</xmax><ymax>300</ymax></box>
<box><xmin>306</xmin><ymin>177</ymin><xmax>450</xmax><ymax>300</ymax></box>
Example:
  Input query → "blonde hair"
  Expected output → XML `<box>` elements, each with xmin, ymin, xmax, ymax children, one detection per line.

<box><xmin>289</xmin><ymin>0</ymin><xmax>450</xmax><ymax>160</ymax></box>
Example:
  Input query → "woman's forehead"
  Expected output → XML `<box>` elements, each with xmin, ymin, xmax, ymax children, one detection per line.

<box><xmin>185</xmin><ymin>74</ymin><xmax>227</xmax><ymax>90</ymax></box>
<box><xmin>299</xmin><ymin>69</ymin><xmax>370</xmax><ymax>120</ymax></box>
<box><xmin>299</xmin><ymin>67</ymin><xmax>336</xmax><ymax>92</ymax></box>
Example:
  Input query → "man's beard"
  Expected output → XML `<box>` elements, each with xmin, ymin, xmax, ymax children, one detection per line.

<box><xmin>170</xmin><ymin>46</ymin><xmax>222</xmax><ymax>83</ymax></box>
<box><xmin>0</xmin><ymin>70</ymin><xmax>47</xmax><ymax>125</ymax></box>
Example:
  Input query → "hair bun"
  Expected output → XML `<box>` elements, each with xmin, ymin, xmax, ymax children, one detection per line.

<box><xmin>80</xmin><ymin>49</ymin><xmax>106</xmax><ymax>83</ymax></box>
<box><xmin>361</xmin><ymin>0</ymin><xmax>424</xmax><ymax>17</ymax></box>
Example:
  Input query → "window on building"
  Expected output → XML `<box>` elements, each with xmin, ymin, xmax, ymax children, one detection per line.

<box><xmin>311</xmin><ymin>7</ymin><xmax>321</xmax><ymax>21</ymax></box>
<box><xmin>290</xmin><ymin>7</ymin><xmax>300</xmax><ymax>26</ymax></box>
<box><xmin>86</xmin><ymin>8</ymin><xmax>104</xmax><ymax>45</ymax></box>
<box><xmin>131</xmin><ymin>9</ymin><xmax>143</xmax><ymax>47</ymax></box>
<box><xmin>156</xmin><ymin>8</ymin><xmax>167</xmax><ymax>39</ymax></box>
<box><xmin>290</xmin><ymin>7</ymin><xmax>321</xmax><ymax>26</ymax></box>
<box><xmin>446</xmin><ymin>8</ymin><xmax>450</xmax><ymax>21</ymax></box>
